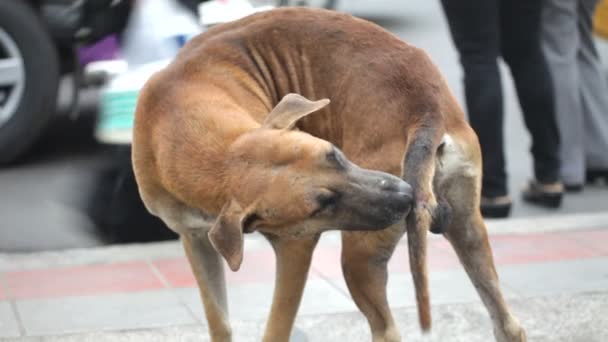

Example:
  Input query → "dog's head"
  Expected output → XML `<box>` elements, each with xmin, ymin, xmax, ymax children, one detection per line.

<box><xmin>208</xmin><ymin>94</ymin><xmax>413</xmax><ymax>270</ymax></box>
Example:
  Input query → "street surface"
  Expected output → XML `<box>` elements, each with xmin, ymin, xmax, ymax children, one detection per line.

<box><xmin>1</xmin><ymin>220</ymin><xmax>607</xmax><ymax>341</ymax></box>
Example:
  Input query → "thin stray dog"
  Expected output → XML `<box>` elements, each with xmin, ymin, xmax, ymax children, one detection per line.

<box><xmin>132</xmin><ymin>8</ymin><xmax>526</xmax><ymax>342</ymax></box>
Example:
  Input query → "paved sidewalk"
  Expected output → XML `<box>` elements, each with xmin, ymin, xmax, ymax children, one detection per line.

<box><xmin>1</xmin><ymin>213</ymin><xmax>607</xmax><ymax>341</ymax></box>
<box><xmin>5</xmin><ymin>292</ymin><xmax>605</xmax><ymax>342</ymax></box>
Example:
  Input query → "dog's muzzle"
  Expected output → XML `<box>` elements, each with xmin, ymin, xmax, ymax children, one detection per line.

<box><xmin>342</xmin><ymin>167</ymin><xmax>414</xmax><ymax>230</ymax></box>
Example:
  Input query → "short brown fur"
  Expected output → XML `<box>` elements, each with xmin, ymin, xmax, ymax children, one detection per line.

<box><xmin>132</xmin><ymin>8</ymin><xmax>526</xmax><ymax>342</ymax></box>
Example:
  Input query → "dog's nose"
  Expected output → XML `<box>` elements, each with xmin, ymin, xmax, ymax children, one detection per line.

<box><xmin>380</xmin><ymin>178</ymin><xmax>412</xmax><ymax>196</ymax></box>
<box><xmin>396</xmin><ymin>180</ymin><xmax>413</xmax><ymax>198</ymax></box>
<box><xmin>395</xmin><ymin>181</ymin><xmax>413</xmax><ymax>204</ymax></box>
<box><xmin>378</xmin><ymin>177</ymin><xmax>413</xmax><ymax>207</ymax></box>
<box><xmin>389</xmin><ymin>180</ymin><xmax>414</xmax><ymax>214</ymax></box>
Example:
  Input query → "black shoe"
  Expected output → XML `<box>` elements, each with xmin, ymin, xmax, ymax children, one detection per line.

<box><xmin>480</xmin><ymin>196</ymin><xmax>512</xmax><ymax>218</ymax></box>
<box><xmin>586</xmin><ymin>169</ymin><xmax>608</xmax><ymax>184</ymax></box>
<box><xmin>522</xmin><ymin>181</ymin><xmax>563</xmax><ymax>209</ymax></box>
<box><xmin>564</xmin><ymin>183</ymin><xmax>584</xmax><ymax>193</ymax></box>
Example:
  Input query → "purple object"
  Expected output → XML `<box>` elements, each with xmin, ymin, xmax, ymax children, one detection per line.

<box><xmin>78</xmin><ymin>35</ymin><xmax>120</xmax><ymax>66</ymax></box>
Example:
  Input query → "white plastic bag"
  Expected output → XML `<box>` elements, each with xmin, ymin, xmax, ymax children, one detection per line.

<box><xmin>199</xmin><ymin>0</ymin><xmax>274</xmax><ymax>26</ymax></box>
<box><xmin>122</xmin><ymin>0</ymin><xmax>202</xmax><ymax>67</ymax></box>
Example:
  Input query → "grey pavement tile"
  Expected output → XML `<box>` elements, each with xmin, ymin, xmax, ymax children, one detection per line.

<box><xmin>498</xmin><ymin>257</ymin><xmax>608</xmax><ymax>297</ymax></box>
<box><xmin>387</xmin><ymin>269</ymin><xmax>520</xmax><ymax>309</ymax></box>
<box><xmin>320</xmin><ymin>267</ymin><xmax>519</xmax><ymax>310</ymax></box>
<box><xmin>295</xmin><ymin>292</ymin><xmax>608</xmax><ymax>342</ymax></box>
<box><xmin>2</xmin><ymin>292</ymin><xmax>606</xmax><ymax>341</ymax></box>
<box><xmin>176</xmin><ymin>278</ymin><xmax>358</xmax><ymax>323</ymax></box>
<box><xmin>296</xmin><ymin>301</ymin><xmax>494</xmax><ymax>342</ymax></box>
<box><xmin>0</xmin><ymin>323</ymin><xmax>263</xmax><ymax>342</ymax></box>
<box><xmin>0</xmin><ymin>302</ymin><xmax>21</xmax><ymax>338</ymax></box>
<box><xmin>16</xmin><ymin>290</ymin><xmax>196</xmax><ymax>336</ymax></box>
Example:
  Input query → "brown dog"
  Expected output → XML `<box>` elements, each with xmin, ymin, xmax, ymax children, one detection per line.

<box><xmin>132</xmin><ymin>8</ymin><xmax>525</xmax><ymax>342</ymax></box>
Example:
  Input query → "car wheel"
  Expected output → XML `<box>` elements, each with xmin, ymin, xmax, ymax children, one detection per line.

<box><xmin>0</xmin><ymin>1</ymin><xmax>60</xmax><ymax>164</ymax></box>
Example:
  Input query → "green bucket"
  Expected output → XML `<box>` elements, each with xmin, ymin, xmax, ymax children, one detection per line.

<box><xmin>95</xmin><ymin>59</ymin><xmax>170</xmax><ymax>144</ymax></box>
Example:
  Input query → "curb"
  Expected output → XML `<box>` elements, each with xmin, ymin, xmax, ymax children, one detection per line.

<box><xmin>0</xmin><ymin>211</ymin><xmax>606</xmax><ymax>272</ymax></box>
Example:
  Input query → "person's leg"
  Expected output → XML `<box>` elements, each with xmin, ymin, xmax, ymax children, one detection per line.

<box><xmin>500</xmin><ymin>0</ymin><xmax>562</xmax><ymax>188</ymax></box>
<box><xmin>440</xmin><ymin>0</ymin><xmax>507</xmax><ymax>200</ymax></box>
<box><xmin>578</xmin><ymin>0</ymin><xmax>608</xmax><ymax>173</ymax></box>
<box><xmin>541</xmin><ymin>0</ymin><xmax>585</xmax><ymax>187</ymax></box>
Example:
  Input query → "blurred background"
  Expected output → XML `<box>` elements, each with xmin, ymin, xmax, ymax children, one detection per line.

<box><xmin>1</xmin><ymin>0</ymin><xmax>608</xmax><ymax>253</ymax></box>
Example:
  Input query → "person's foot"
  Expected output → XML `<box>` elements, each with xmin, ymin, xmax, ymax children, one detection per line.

<box><xmin>522</xmin><ymin>181</ymin><xmax>563</xmax><ymax>208</ymax></box>
<box><xmin>564</xmin><ymin>183</ymin><xmax>584</xmax><ymax>193</ymax></box>
<box><xmin>586</xmin><ymin>169</ymin><xmax>608</xmax><ymax>184</ymax></box>
<box><xmin>480</xmin><ymin>195</ymin><xmax>512</xmax><ymax>218</ymax></box>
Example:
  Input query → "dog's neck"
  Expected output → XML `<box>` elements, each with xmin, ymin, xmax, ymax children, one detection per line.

<box><xmin>156</xmin><ymin>82</ymin><xmax>263</xmax><ymax>214</ymax></box>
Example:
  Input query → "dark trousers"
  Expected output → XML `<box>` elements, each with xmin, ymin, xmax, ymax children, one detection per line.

<box><xmin>440</xmin><ymin>0</ymin><xmax>561</xmax><ymax>197</ymax></box>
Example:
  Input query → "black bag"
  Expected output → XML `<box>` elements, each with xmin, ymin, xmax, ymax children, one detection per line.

<box><xmin>86</xmin><ymin>146</ymin><xmax>177</xmax><ymax>243</ymax></box>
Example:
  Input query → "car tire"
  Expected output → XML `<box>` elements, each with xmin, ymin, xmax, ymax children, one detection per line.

<box><xmin>0</xmin><ymin>1</ymin><xmax>60</xmax><ymax>164</ymax></box>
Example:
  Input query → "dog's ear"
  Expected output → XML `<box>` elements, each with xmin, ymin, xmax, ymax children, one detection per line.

<box><xmin>208</xmin><ymin>199</ymin><xmax>249</xmax><ymax>271</ymax></box>
<box><xmin>263</xmin><ymin>93</ymin><xmax>330</xmax><ymax>129</ymax></box>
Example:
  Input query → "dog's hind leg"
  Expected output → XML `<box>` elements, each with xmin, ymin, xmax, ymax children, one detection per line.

<box><xmin>444</xmin><ymin>212</ymin><xmax>526</xmax><ymax>342</ymax></box>
<box><xmin>261</xmin><ymin>234</ymin><xmax>320</xmax><ymax>342</ymax></box>
<box><xmin>183</xmin><ymin>232</ymin><xmax>232</xmax><ymax>342</ymax></box>
<box><xmin>440</xmin><ymin>131</ymin><xmax>526</xmax><ymax>342</ymax></box>
<box><xmin>341</xmin><ymin>228</ymin><xmax>403</xmax><ymax>342</ymax></box>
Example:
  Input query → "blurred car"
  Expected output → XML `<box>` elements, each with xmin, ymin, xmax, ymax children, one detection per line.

<box><xmin>0</xmin><ymin>0</ymin><xmax>132</xmax><ymax>164</ymax></box>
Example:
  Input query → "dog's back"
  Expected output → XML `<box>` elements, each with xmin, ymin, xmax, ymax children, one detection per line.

<box><xmin>158</xmin><ymin>8</ymin><xmax>467</xmax><ymax>167</ymax></box>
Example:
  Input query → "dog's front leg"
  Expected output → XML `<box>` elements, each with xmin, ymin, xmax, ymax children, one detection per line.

<box><xmin>182</xmin><ymin>232</ymin><xmax>232</xmax><ymax>342</ymax></box>
<box><xmin>262</xmin><ymin>234</ymin><xmax>320</xmax><ymax>342</ymax></box>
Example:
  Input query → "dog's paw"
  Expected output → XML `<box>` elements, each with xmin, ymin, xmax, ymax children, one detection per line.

<box><xmin>494</xmin><ymin>321</ymin><xmax>526</xmax><ymax>342</ymax></box>
<box><xmin>371</xmin><ymin>326</ymin><xmax>401</xmax><ymax>342</ymax></box>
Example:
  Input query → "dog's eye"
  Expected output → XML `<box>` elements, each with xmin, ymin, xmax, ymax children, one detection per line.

<box><xmin>311</xmin><ymin>191</ymin><xmax>340</xmax><ymax>217</ymax></box>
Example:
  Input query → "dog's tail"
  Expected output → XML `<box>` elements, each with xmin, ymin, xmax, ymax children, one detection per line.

<box><xmin>402</xmin><ymin>123</ymin><xmax>446</xmax><ymax>332</ymax></box>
